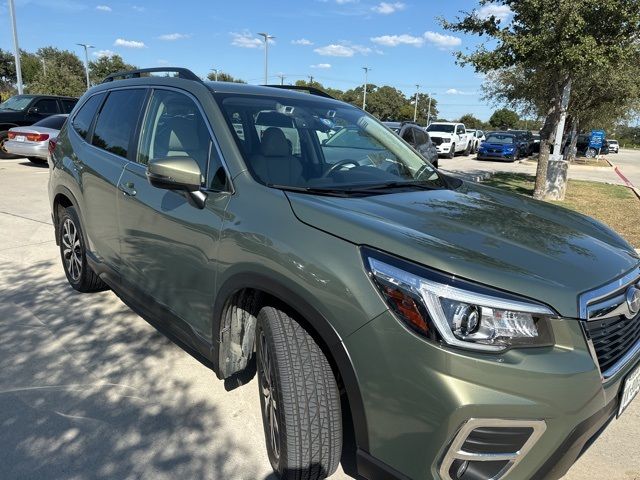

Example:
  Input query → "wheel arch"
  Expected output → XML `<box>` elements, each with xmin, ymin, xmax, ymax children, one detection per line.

<box><xmin>212</xmin><ymin>270</ymin><xmax>370</xmax><ymax>453</ymax></box>
<box><xmin>52</xmin><ymin>186</ymin><xmax>82</xmax><ymax>245</ymax></box>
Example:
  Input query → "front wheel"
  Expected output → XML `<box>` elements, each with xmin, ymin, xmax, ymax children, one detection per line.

<box><xmin>256</xmin><ymin>306</ymin><xmax>342</xmax><ymax>480</ymax></box>
<box><xmin>447</xmin><ymin>143</ymin><xmax>456</xmax><ymax>159</ymax></box>
<box><xmin>586</xmin><ymin>148</ymin><xmax>597</xmax><ymax>158</ymax></box>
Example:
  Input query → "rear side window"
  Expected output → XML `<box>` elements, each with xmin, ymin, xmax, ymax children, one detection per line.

<box><xmin>72</xmin><ymin>93</ymin><xmax>105</xmax><ymax>139</ymax></box>
<box><xmin>61</xmin><ymin>99</ymin><xmax>77</xmax><ymax>113</ymax></box>
<box><xmin>92</xmin><ymin>89</ymin><xmax>146</xmax><ymax>159</ymax></box>
<box><xmin>33</xmin><ymin>115</ymin><xmax>67</xmax><ymax>130</ymax></box>
<box><xmin>414</xmin><ymin>128</ymin><xmax>428</xmax><ymax>145</ymax></box>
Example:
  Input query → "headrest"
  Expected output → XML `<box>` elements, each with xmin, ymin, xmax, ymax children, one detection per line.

<box><xmin>261</xmin><ymin>127</ymin><xmax>290</xmax><ymax>157</ymax></box>
<box><xmin>167</xmin><ymin>117</ymin><xmax>200</xmax><ymax>151</ymax></box>
<box><xmin>256</xmin><ymin>111</ymin><xmax>293</xmax><ymax>128</ymax></box>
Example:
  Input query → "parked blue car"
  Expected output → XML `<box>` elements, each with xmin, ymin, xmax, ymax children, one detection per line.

<box><xmin>477</xmin><ymin>132</ymin><xmax>520</xmax><ymax>161</ymax></box>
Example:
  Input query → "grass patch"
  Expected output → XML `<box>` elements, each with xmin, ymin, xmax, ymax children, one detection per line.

<box><xmin>484</xmin><ymin>173</ymin><xmax>640</xmax><ymax>248</ymax></box>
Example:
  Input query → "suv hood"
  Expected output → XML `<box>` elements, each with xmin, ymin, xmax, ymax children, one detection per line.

<box><xmin>287</xmin><ymin>181</ymin><xmax>639</xmax><ymax>317</ymax></box>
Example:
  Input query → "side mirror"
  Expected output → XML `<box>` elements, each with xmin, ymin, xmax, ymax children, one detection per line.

<box><xmin>146</xmin><ymin>156</ymin><xmax>202</xmax><ymax>192</ymax></box>
<box><xmin>27</xmin><ymin>107</ymin><xmax>39</xmax><ymax>115</ymax></box>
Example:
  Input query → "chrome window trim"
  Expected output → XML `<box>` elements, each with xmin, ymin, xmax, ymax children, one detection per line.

<box><xmin>438</xmin><ymin>418</ymin><xmax>546</xmax><ymax>480</ymax></box>
<box><xmin>578</xmin><ymin>266</ymin><xmax>640</xmax><ymax>320</ymax></box>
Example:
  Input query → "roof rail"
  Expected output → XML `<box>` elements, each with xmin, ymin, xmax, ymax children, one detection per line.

<box><xmin>102</xmin><ymin>67</ymin><xmax>201</xmax><ymax>83</ymax></box>
<box><xmin>263</xmin><ymin>84</ymin><xmax>335</xmax><ymax>99</ymax></box>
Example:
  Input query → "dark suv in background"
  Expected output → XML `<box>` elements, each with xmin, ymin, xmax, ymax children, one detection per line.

<box><xmin>383</xmin><ymin>121</ymin><xmax>439</xmax><ymax>167</ymax></box>
<box><xmin>48</xmin><ymin>68</ymin><xmax>640</xmax><ymax>480</ymax></box>
<box><xmin>0</xmin><ymin>94</ymin><xmax>77</xmax><ymax>159</ymax></box>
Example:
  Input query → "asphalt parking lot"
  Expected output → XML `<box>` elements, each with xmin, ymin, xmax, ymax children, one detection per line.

<box><xmin>0</xmin><ymin>157</ymin><xmax>639</xmax><ymax>480</ymax></box>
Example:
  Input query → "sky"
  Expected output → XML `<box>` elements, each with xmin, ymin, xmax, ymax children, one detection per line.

<box><xmin>0</xmin><ymin>0</ymin><xmax>513</xmax><ymax>121</ymax></box>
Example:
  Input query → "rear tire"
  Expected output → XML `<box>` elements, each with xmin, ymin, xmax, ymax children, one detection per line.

<box><xmin>28</xmin><ymin>157</ymin><xmax>47</xmax><ymax>165</ymax></box>
<box><xmin>0</xmin><ymin>131</ymin><xmax>19</xmax><ymax>160</ymax></box>
<box><xmin>463</xmin><ymin>142</ymin><xmax>471</xmax><ymax>155</ymax></box>
<box><xmin>447</xmin><ymin>144</ymin><xmax>455</xmax><ymax>159</ymax></box>
<box><xmin>256</xmin><ymin>306</ymin><xmax>342</xmax><ymax>480</ymax></box>
<box><xmin>58</xmin><ymin>206</ymin><xmax>108</xmax><ymax>292</ymax></box>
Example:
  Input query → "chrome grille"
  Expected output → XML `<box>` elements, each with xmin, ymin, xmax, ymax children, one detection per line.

<box><xmin>579</xmin><ymin>266</ymin><xmax>640</xmax><ymax>380</ymax></box>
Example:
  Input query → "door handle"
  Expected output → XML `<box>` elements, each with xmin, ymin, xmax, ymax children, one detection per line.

<box><xmin>119</xmin><ymin>181</ymin><xmax>137</xmax><ymax>197</ymax></box>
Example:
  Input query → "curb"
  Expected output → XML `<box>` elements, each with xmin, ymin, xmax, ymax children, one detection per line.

<box><xmin>441</xmin><ymin>169</ymin><xmax>493</xmax><ymax>183</ymax></box>
<box><xmin>606</xmin><ymin>158</ymin><xmax>640</xmax><ymax>201</ymax></box>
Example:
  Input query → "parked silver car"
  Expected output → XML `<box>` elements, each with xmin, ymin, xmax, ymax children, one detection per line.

<box><xmin>4</xmin><ymin>114</ymin><xmax>68</xmax><ymax>164</ymax></box>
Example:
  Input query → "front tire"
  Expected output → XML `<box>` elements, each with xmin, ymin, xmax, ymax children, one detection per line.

<box><xmin>447</xmin><ymin>143</ymin><xmax>455</xmax><ymax>159</ymax></box>
<box><xmin>58</xmin><ymin>206</ymin><xmax>108</xmax><ymax>292</ymax></box>
<box><xmin>256</xmin><ymin>306</ymin><xmax>342</xmax><ymax>480</ymax></box>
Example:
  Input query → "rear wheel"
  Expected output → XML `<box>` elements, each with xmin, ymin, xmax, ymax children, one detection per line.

<box><xmin>0</xmin><ymin>131</ymin><xmax>18</xmax><ymax>160</ymax></box>
<box><xmin>58</xmin><ymin>206</ymin><xmax>107</xmax><ymax>292</ymax></box>
<box><xmin>463</xmin><ymin>142</ymin><xmax>471</xmax><ymax>155</ymax></box>
<box><xmin>256</xmin><ymin>306</ymin><xmax>342</xmax><ymax>480</ymax></box>
<box><xmin>447</xmin><ymin>143</ymin><xmax>455</xmax><ymax>159</ymax></box>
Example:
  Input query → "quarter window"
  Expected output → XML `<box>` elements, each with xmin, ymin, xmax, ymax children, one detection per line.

<box><xmin>92</xmin><ymin>89</ymin><xmax>146</xmax><ymax>159</ymax></box>
<box><xmin>72</xmin><ymin>93</ymin><xmax>105</xmax><ymax>139</ymax></box>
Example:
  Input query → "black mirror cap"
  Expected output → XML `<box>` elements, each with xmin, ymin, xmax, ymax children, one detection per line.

<box><xmin>146</xmin><ymin>156</ymin><xmax>202</xmax><ymax>192</ymax></box>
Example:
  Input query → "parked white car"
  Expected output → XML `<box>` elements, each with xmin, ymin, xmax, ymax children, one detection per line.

<box><xmin>4</xmin><ymin>114</ymin><xmax>68</xmax><ymax>164</ymax></box>
<box><xmin>466</xmin><ymin>129</ymin><xmax>486</xmax><ymax>153</ymax></box>
<box><xmin>425</xmin><ymin>122</ymin><xmax>472</xmax><ymax>158</ymax></box>
<box><xmin>608</xmin><ymin>139</ymin><xmax>619</xmax><ymax>153</ymax></box>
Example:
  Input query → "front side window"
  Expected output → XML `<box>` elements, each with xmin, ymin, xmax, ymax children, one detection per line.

<box><xmin>401</xmin><ymin>128</ymin><xmax>415</xmax><ymax>144</ymax></box>
<box><xmin>33</xmin><ymin>99</ymin><xmax>59</xmax><ymax>114</ymax></box>
<box><xmin>426</xmin><ymin>124</ymin><xmax>455</xmax><ymax>134</ymax></box>
<box><xmin>217</xmin><ymin>93</ymin><xmax>443</xmax><ymax>191</ymax></box>
<box><xmin>92</xmin><ymin>89</ymin><xmax>146</xmax><ymax>158</ymax></box>
<box><xmin>72</xmin><ymin>93</ymin><xmax>105</xmax><ymax>139</ymax></box>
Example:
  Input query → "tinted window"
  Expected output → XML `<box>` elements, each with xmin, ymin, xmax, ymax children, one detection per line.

<box><xmin>33</xmin><ymin>115</ymin><xmax>67</xmax><ymax>130</ymax></box>
<box><xmin>427</xmin><ymin>124</ymin><xmax>455</xmax><ymax>133</ymax></box>
<box><xmin>137</xmin><ymin>90</ymin><xmax>224</xmax><ymax>188</ymax></box>
<box><xmin>72</xmin><ymin>93</ymin><xmax>105</xmax><ymax>139</ymax></box>
<box><xmin>401</xmin><ymin>128</ymin><xmax>415</xmax><ymax>144</ymax></box>
<box><xmin>33</xmin><ymin>98</ymin><xmax>59</xmax><ymax>114</ymax></box>
<box><xmin>61</xmin><ymin>99</ymin><xmax>77</xmax><ymax>113</ymax></box>
<box><xmin>414</xmin><ymin>128</ymin><xmax>428</xmax><ymax>145</ymax></box>
<box><xmin>92</xmin><ymin>89</ymin><xmax>146</xmax><ymax>158</ymax></box>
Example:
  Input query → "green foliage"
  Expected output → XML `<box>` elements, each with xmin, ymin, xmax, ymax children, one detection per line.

<box><xmin>489</xmin><ymin>108</ymin><xmax>520</xmax><ymax>129</ymax></box>
<box><xmin>27</xmin><ymin>61</ymin><xmax>86</xmax><ymax>97</ymax></box>
<box><xmin>0</xmin><ymin>49</ymin><xmax>16</xmax><ymax>95</ymax></box>
<box><xmin>89</xmin><ymin>55</ymin><xmax>137</xmax><ymax>85</ymax></box>
<box><xmin>207</xmin><ymin>71</ymin><xmax>246</xmax><ymax>83</ymax></box>
<box><xmin>458</xmin><ymin>113</ymin><xmax>485</xmax><ymax>129</ymax></box>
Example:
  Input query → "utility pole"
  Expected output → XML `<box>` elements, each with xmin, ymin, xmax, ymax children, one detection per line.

<box><xmin>277</xmin><ymin>73</ymin><xmax>285</xmax><ymax>85</ymax></box>
<box><xmin>257</xmin><ymin>32</ymin><xmax>275</xmax><ymax>84</ymax></box>
<box><xmin>211</xmin><ymin>68</ymin><xmax>219</xmax><ymax>81</ymax></box>
<box><xmin>76</xmin><ymin>43</ymin><xmax>94</xmax><ymax>89</ymax></box>
<box><xmin>413</xmin><ymin>84</ymin><xmax>420</xmax><ymax>122</ymax></box>
<box><xmin>41</xmin><ymin>57</ymin><xmax>46</xmax><ymax>76</ymax></box>
<box><xmin>362</xmin><ymin>66</ymin><xmax>371</xmax><ymax>111</ymax></box>
<box><xmin>308</xmin><ymin>75</ymin><xmax>314</xmax><ymax>84</ymax></box>
<box><xmin>8</xmin><ymin>0</ymin><xmax>23</xmax><ymax>94</ymax></box>
<box><xmin>426</xmin><ymin>94</ymin><xmax>434</xmax><ymax>125</ymax></box>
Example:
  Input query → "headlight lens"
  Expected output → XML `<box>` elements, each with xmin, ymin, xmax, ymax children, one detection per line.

<box><xmin>364</xmin><ymin>250</ymin><xmax>555</xmax><ymax>352</ymax></box>
<box><xmin>441</xmin><ymin>138</ymin><xmax>451</xmax><ymax>143</ymax></box>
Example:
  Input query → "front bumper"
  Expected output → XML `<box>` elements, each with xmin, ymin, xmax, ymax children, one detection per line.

<box><xmin>435</xmin><ymin>143</ymin><xmax>453</xmax><ymax>155</ymax></box>
<box><xmin>345</xmin><ymin>310</ymin><xmax>639</xmax><ymax>480</ymax></box>
<box><xmin>477</xmin><ymin>150</ymin><xmax>515</xmax><ymax>161</ymax></box>
<box><xmin>4</xmin><ymin>140</ymin><xmax>48</xmax><ymax>160</ymax></box>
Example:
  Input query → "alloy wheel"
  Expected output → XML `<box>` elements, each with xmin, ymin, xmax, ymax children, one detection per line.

<box><xmin>258</xmin><ymin>330</ymin><xmax>280</xmax><ymax>462</ymax></box>
<box><xmin>61</xmin><ymin>218</ymin><xmax>82</xmax><ymax>281</ymax></box>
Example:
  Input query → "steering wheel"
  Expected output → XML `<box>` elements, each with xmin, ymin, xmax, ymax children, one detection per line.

<box><xmin>322</xmin><ymin>159</ymin><xmax>360</xmax><ymax>178</ymax></box>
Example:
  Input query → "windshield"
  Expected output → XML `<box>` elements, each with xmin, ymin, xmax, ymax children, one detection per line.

<box><xmin>0</xmin><ymin>95</ymin><xmax>35</xmax><ymax>111</ymax></box>
<box><xmin>426</xmin><ymin>124</ymin><xmax>455</xmax><ymax>133</ymax></box>
<box><xmin>485</xmin><ymin>134</ymin><xmax>515</xmax><ymax>144</ymax></box>
<box><xmin>217</xmin><ymin>93</ymin><xmax>443</xmax><ymax>192</ymax></box>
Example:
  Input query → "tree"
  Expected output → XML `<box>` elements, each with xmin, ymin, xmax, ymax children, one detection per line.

<box><xmin>207</xmin><ymin>71</ymin><xmax>246</xmax><ymax>83</ymax></box>
<box><xmin>0</xmin><ymin>49</ymin><xmax>16</xmax><ymax>96</ymax></box>
<box><xmin>294</xmin><ymin>79</ymin><xmax>344</xmax><ymax>99</ymax></box>
<box><xmin>443</xmin><ymin>0</ymin><xmax>640</xmax><ymax>200</ymax></box>
<box><xmin>25</xmin><ymin>47</ymin><xmax>85</xmax><ymax>96</ymax></box>
<box><xmin>366</xmin><ymin>86</ymin><xmax>408</xmax><ymax>121</ymax></box>
<box><xmin>459</xmin><ymin>113</ymin><xmax>484</xmax><ymax>129</ymax></box>
<box><xmin>489</xmin><ymin>108</ymin><xmax>520</xmax><ymax>129</ymax></box>
<box><xmin>89</xmin><ymin>54</ymin><xmax>137</xmax><ymax>85</ymax></box>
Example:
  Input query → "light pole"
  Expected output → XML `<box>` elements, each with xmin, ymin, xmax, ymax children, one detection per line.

<box><xmin>276</xmin><ymin>73</ymin><xmax>286</xmax><ymax>85</ymax></box>
<box><xmin>211</xmin><ymin>68</ymin><xmax>219</xmax><ymax>81</ymax></box>
<box><xmin>426</xmin><ymin>93</ymin><xmax>435</xmax><ymax>126</ymax></box>
<box><xmin>8</xmin><ymin>0</ymin><xmax>23</xmax><ymax>94</ymax></box>
<box><xmin>257</xmin><ymin>32</ymin><xmax>275</xmax><ymax>84</ymax></box>
<box><xmin>413</xmin><ymin>84</ymin><xmax>420</xmax><ymax>122</ymax></box>
<box><xmin>362</xmin><ymin>66</ymin><xmax>371</xmax><ymax>110</ymax></box>
<box><xmin>77</xmin><ymin>43</ymin><xmax>94</xmax><ymax>89</ymax></box>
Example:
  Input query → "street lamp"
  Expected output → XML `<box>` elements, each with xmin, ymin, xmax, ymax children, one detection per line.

<box><xmin>7</xmin><ymin>0</ymin><xmax>24</xmax><ymax>94</ymax></box>
<box><xmin>413</xmin><ymin>84</ymin><xmax>420</xmax><ymax>122</ymax></box>
<box><xmin>77</xmin><ymin>43</ymin><xmax>94</xmax><ymax>89</ymax></box>
<box><xmin>362</xmin><ymin>66</ymin><xmax>371</xmax><ymax>110</ymax></box>
<box><xmin>211</xmin><ymin>68</ymin><xmax>219</xmax><ymax>81</ymax></box>
<box><xmin>426</xmin><ymin>92</ymin><xmax>436</xmax><ymax>126</ymax></box>
<box><xmin>257</xmin><ymin>32</ymin><xmax>275</xmax><ymax>85</ymax></box>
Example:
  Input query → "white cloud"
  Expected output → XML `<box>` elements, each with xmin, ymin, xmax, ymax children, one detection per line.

<box><xmin>93</xmin><ymin>49</ymin><xmax>115</xmax><ymax>58</ymax></box>
<box><xmin>292</xmin><ymin>38</ymin><xmax>313</xmax><ymax>46</ymax></box>
<box><xmin>424</xmin><ymin>31</ymin><xmax>462</xmax><ymax>49</ymax></box>
<box><xmin>371</xmin><ymin>34</ymin><xmax>423</xmax><ymax>47</ymax></box>
<box><xmin>114</xmin><ymin>38</ymin><xmax>146</xmax><ymax>48</ymax></box>
<box><xmin>478</xmin><ymin>3</ymin><xmax>512</xmax><ymax>21</ymax></box>
<box><xmin>230</xmin><ymin>32</ymin><xmax>271</xmax><ymax>48</ymax></box>
<box><xmin>158</xmin><ymin>33</ymin><xmax>190</xmax><ymax>41</ymax></box>
<box><xmin>371</xmin><ymin>2</ymin><xmax>405</xmax><ymax>14</ymax></box>
<box><xmin>96</xmin><ymin>4</ymin><xmax>111</xmax><ymax>11</ymax></box>
<box><xmin>311</xmin><ymin>63</ymin><xmax>332</xmax><ymax>69</ymax></box>
<box><xmin>132</xmin><ymin>5</ymin><xmax>144</xmax><ymax>11</ymax></box>
<box><xmin>350</xmin><ymin>44</ymin><xmax>372</xmax><ymax>55</ymax></box>
<box><xmin>314</xmin><ymin>44</ymin><xmax>354</xmax><ymax>57</ymax></box>
<box><xmin>446</xmin><ymin>88</ymin><xmax>476</xmax><ymax>95</ymax></box>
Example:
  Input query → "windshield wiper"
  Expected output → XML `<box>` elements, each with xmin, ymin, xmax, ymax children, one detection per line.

<box><xmin>342</xmin><ymin>180</ymin><xmax>443</xmax><ymax>192</ymax></box>
<box><xmin>267</xmin><ymin>184</ymin><xmax>358</xmax><ymax>197</ymax></box>
<box><xmin>269</xmin><ymin>181</ymin><xmax>443</xmax><ymax>197</ymax></box>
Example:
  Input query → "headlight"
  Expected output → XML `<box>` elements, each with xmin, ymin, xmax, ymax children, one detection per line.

<box><xmin>363</xmin><ymin>249</ymin><xmax>555</xmax><ymax>352</ymax></box>
<box><xmin>441</xmin><ymin>138</ymin><xmax>451</xmax><ymax>143</ymax></box>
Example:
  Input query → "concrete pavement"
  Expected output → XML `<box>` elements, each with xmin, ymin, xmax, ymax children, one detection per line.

<box><xmin>0</xmin><ymin>157</ymin><xmax>639</xmax><ymax>480</ymax></box>
<box><xmin>608</xmin><ymin>149</ymin><xmax>640</xmax><ymax>189</ymax></box>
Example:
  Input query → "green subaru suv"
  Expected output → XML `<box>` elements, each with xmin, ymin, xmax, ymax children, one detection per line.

<box><xmin>48</xmin><ymin>68</ymin><xmax>640</xmax><ymax>480</ymax></box>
